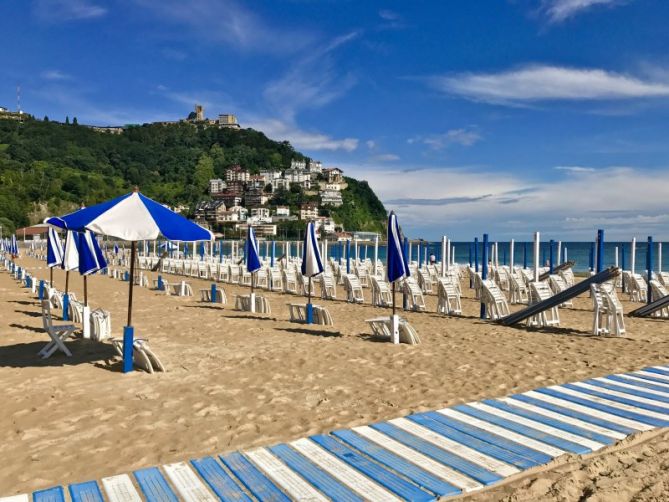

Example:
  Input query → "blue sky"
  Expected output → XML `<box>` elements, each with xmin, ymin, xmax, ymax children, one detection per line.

<box><xmin>2</xmin><ymin>0</ymin><xmax>669</xmax><ymax>240</ymax></box>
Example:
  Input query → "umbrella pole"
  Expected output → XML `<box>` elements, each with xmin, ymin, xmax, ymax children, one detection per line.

<box><xmin>307</xmin><ymin>276</ymin><xmax>313</xmax><ymax>324</ymax></box>
<box><xmin>84</xmin><ymin>275</ymin><xmax>88</xmax><ymax>306</ymax></box>
<box><xmin>65</xmin><ymin>271</ymin><xmax>69</xmax><ymax>294</ymax></box>
<box><xmin>250</xmin><ymin>272</ymin><xmax>256</xmax><ymax>313</ymax></box>
<box><xmin>63</xmin><ymin>270</ymin><xmax>70</xmax><ymax>321</ymax></box>
<box><xmin>49</xmin><ymin>267</ymin><xmax>53</xmax><ymax>288</ymax></box>
<box><xmin>123</xmin><ymin>241</ymin><xmax>137</xmax><ymax>374</ymax></box>
<box><xmin>391</xmin><ymin>281</ymin><xmax>398</xmax><ymax>344</ymax></box>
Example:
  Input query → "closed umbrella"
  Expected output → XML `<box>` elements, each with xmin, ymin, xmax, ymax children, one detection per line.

<box><xmin>46</xmin><ymin>189</ymin><xmax>212</xmax><ymax>372</ymax></box>
<box><xmin>77</xmin><ymin>230</ymin><xmax>107</xmax><ymax>338</ymax></box>
<box><xmin>386</xmin><ymin>211</ymin><xmax>410</xmax><ymax>343</ymax></box>
<box><xmin>46</xmin><ymin>227</ymin><xmax>64</xmax><ymax>288</ymax></box>
<box><xmin>61</xmin><ymin>230</ymin><xmax>79</xmax><ymax>321</ymax></box>
<box><xmin>245</xmin><ymin>225</ymin><xmax>262</xmax><ymax>313</ymax></box>
<box><xmin>301</xmin><ymin>221</ymin><xmax>323</xmax><ymax>324</ymax></box>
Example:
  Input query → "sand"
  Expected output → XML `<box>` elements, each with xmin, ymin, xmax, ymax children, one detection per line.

<box><xmin>2</xmin><ymin>255</ymin><xmax>669</xmax><ymax>500</ymax></box>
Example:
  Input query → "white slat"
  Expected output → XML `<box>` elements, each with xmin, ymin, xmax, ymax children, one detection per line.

<box><xmin>570</xmin><ymin>383</ymin><xmax>669</xmax><ymax>416</ymax></box>
<box><xmin>499</xmin><ymin>397</ymin><xmax>626</xmax><ymax>440</ymax></box>
<box><xmin>636</xmin><ymin>370</ymin><xmax>669</xmax><ymax>382</ymax></box>
<box><xmin>162</xmin><ymin>462</ymin><xmax>217</xmax><ymax>502</ymax></box>
<box><xmin>0</xmin><ymin>496</ymin><xmax>29</xmax><ymax>502</ymax></box>
<box><xmin>468</xmin><ymin>402</ymin><xmax>605</xmax><ymax>451</ymax></box>
<box><xmin>594</xmin><ymin>377</ymin><xmax>669</xmax><ymax>398</ymax></box>
<box><xmin>245</xmin><ymin>448</ymin><xmax>328</xmax><ymax>502</ymax></box>
<box><xmin>624</xmin><ymin>373</ymin><xmax>669</xmax><ymax>388</ymax></box>
<box><xmin>101</xmin><ymin>474</ymin><xmax>142</xmax><ymax>502</ymax></box>
<box><xmin>437</xmin><ymin>408</ymin><xmax>565</xmax><ymax>458</ymax></box>
<box><xmin>290</xmin><ymin>438</ymin><xmax>401</xmax><ymax>502</ymax></box>
<box><xmin>523</xmin><ymin>390</ymin><xmax>652</xmax><ymax>431</ymax></box>
<box><xmin>550</xmin><ymin>385</ymin><xmax>669</xmax><ymax>421</ymax></box>
<box><xmin>353</xmin><ymin>425</ymin><xmax>482</xmax><ymax>492</ymax></box>
<box><xmin>388</xmin><ymin>418</ymin><xmax>519</xmax><ymax>477</ymax></box>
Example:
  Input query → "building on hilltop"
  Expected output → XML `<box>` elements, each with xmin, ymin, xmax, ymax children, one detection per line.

<box><xmin>323</xmin><ymin>167</ymin><xmax>344</xmax><ymax>184</ymax></box>
<box><xmin>320</xmin><ymin>189</ymin><xmax>343</xmax><ymax>207</ymax></box>
<box><xmin>87</xmin><ymin>126</ymin><xmax>124</xmax><ymax>134</ymax></box>
<box><xmin>291</xmin><ymin>159</ymin><xmax>307</xmax><ymax>170</ymax></box>
<box><xmin>244</xmin><ymin>188</ymin><xmax>269</xmax><ymax>208</ymax></box>
<box><xmin>299</xmin><ymin>202</ymin><xmax>319</xmax><ymax>220</ymax></box>
<box><xmin>225</xmin><ymin>165</ymin><xmax>250</xmax><ymax>183</ymax></box>
<box><xmin>234</xmin><ymin>223</ymin><xmax>277</xmax><ymax>237</ymax></box>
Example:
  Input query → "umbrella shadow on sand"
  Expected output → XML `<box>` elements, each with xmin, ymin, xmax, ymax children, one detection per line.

<box><xmin>277</xmin><ymin>327</ymin><xmax>342</xmax><ymax>338</ymax></box>
<box><xmin>0</xmin><ymin>340</ymin><xmax>119</xmax><ymax>369</ymax></box>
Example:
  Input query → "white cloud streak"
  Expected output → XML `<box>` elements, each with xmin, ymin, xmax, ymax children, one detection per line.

<box><xmin>410</xmin><ymin>129</ymin><xmax>482</xmax><ymax>150</ymax></box>
<box><xmin>541</xmin><ymin>0</ymin><xmax>627</xmax><ymax>23</ymax></box>
<box><xmin>429</xmin><ymin>64</ymin><xmax>669</xmax><ymax>105</ymax></box>
<box><xmin>33</xmin><ymin>0</ymin><xmax>107</xmax><ymax>22</ymax></box>
<box><xmin>247</xmin><ymin>118</ymin><xmax>358</xmax><ymax>152</ymax></box>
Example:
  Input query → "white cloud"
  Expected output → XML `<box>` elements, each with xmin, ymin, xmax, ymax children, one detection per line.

<box><xmin>541</xmin><ymin>0</ymin><xmax>627</xmax><ymax>23</ymax></box>
<box><xmin>41</xmin><ymin>69</ymin><xmax>71</xmax><ymax>81</ymax></box>
<box><xmin>247</xmin><ymin>118</ymin><xmax>358</xmax><ymax>152</ymax></box>
<box><xmin>371</xmin><ymin>154</ymin><xmax>400</xmax><ymax>162</ymax></box>
<box><xmin>429</xmin><ymin>64</ymin><xmax>669</xmax><ymax>105</ymax></box>
<box><xmin>554</xmin><ymin>166</ymin><xmax>596</xmax><ymax>173</ymax></box>
<box><xmin>133</xmin><ymin>0</ymin><xmax>313</xmax><ymax>54</ymax></box>
<box><xmin>410</xmin><ymin>129</ymin><xmax>482</xmax><ymax>150</ymax></box>
<box><xmin>33</xmin><ymin>0</ymin><xmax>107</xmax><ymax>22</ymax></box>
<box><xmin>366</xmin><ymin>140</ymin><xmax>377</xmax><ymax>150</ymax></box>
<box><xmin>345</xmin><ymin>163</ymin><xmax>669</xmax><ymax>240</ymax></box>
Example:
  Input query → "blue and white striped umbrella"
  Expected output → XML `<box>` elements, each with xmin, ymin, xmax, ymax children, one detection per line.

<box><xmin>62</xmin><ymin>231</ymin><xmax>79</xmax><ymax>272</ymax></box>
<box><xmin>78</xmin><ymin>230</ymin><xmax>107</xmax><ymax>276</ymax></box>
<box><xmin>386</xmin><ymin>211</ymin><xmax>410</xmax><ymax>284</ymax></box>
<box><xmin>45</xmin><ymin>190</ymin><xmax>213</xmax><ymax>242</ymax></box>
<box><xmin>47</xmin><ymin>227</ymin><xmax>64</xmax><ymax>268</ymax></box>
<box><xmin>301</xmin><ymin>221</ymin><xmax>323</xmax><ymax>278</ymax></box>
<box><xmin>11</xmin><ymin>234</ymin><xmax>18</xmax><ymax>257</ymax></box>
<box><xmin>245</xmin><ymin>226</ymin><xmax>262</xmax><ymax>274</ymax></box>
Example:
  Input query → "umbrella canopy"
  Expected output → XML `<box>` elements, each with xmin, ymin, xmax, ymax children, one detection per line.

<box><xmin>386</xmin><ymin>211</ymin><xmax>410</xmax><ymax>283</ymax></box>
<box><xmin>301</xmin><ymin>221</ymin><xmax>323</xmax><ymax>278</ymax></box>
<box><xmin>78</xmin><ymin>230</ymin><xmax>107</xmax><ymax>276</ymax></box>
<box><xmin>47</xmin><ymin>227</ymin><xmax>64</xmax><ymax>268</ymax></box>
<box><xmin>46</xmin><ymin>191</ymin><xmax>213</xmax><ymax>242</ymax></box>
<box><xmin>62</xmin><ymin>231</ymin><xmax>80</xmax><ymax>272</ymax></box>
<box><xmin>245</xmin><ymin>226</ymin><xmax>262</xmax><ymax>273</ymax></box>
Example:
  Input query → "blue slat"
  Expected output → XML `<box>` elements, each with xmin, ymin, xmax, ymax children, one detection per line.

<box><xmin>510</xmin><ymin>394</ymin><xmax>637</xmax><ymax>435</ymax></box>
<box><xmin>482</xmin><ymin>399</ymin><xmax>615</xmax><ymax>445</ymax></box>
<box><xmin>452</xmin><ymin>404</ymin><xmax>590</xmax><ymax>455</ymax></box>
<box><xmin>409</xmin><ymin>413</ymin><xmax>540</xmax><ymax>470</ymax></box>
<box><xmin>191</xmin><ymin>457</ymin><xmax>252</xmax><ymax>502</ymax></box>
<box><xmin>332</xmin><ymin>429</ymin><xmax>460</xmax><ymax>497</ymax></box>
<box><xmin>535</xmin><ymin>388</ymin><xmax>669</xmax><ymax>428</ymax></box>
<box><xmin>611</xmin><ymin>375</ymin><xmax>669</xmax><ymax>393</ymax></box>
<box><xmin>310</xmin><ymin>434</ymin><xmax>435</xmax><ymax>501</ymax></box>
<box><xmin>562</xmin><ymin>383</ymin><xmax>669</xmax><ymax>416</ymax></box>
<box><xmin>269</xmin><ymin>444</ymin><xmax>364</xmax><ymax>502</ymax></box>
<box><xmin>628</xmin><ymin>372</ymin><xmax>669</xmax><ymax>387</ymax></box>
<box><xmin>68</xmin><ymin>481</ymin><xmax>103</xmax><ymax>502</ymax></box>
<box><xmin>421</xmin><ymin>411</ymin><xmax>552</xmax><ymax>465</ymax></box>
<box><xmin>134</xmin><ymin>467</ymin><xmax>179</xmax><ymax>502</ymax></box>
<box><xmin>587</xmin><ymin>379</ymin><xmax>669</xmax><ymax>404</ymax></box>
<box><xmin>219</xmin><ymin>452</ymin><xmax>289</xmax><ymax>502</ymax></box>
<box><xmin>33</xmin><ymin>486</ymin><xmax>65</xmax><ymax>502</ymax></box>
<box><xmin>370</xmin><ymin>422</ymin><xmax>501</xmax><ymax>486</ymax></box>
<box><xmin>644</xmin><ymin>367</ymin><xmax>669</xmax><ymax>377</ymax></box>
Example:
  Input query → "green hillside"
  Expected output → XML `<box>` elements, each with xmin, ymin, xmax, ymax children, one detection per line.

<box><xmin>0</xmin><ymin>117</ymin><xmax>386</xmax><ymax>235</ymax></box>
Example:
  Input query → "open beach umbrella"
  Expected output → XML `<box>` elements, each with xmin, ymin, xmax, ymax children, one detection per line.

<box><xmin>46</xmin><ymin>189</ymin><xmax>212</xmax><ymax>372</ymax></box>
<box><xmin>46</xmin><ymin>227</ymin><xmax>64</xmax><ymax>288</ymax></box>
<box><xmin>301</xmin><ymin>221</ymin><xmax>324</xmax><ymax>324</ymax></box>
<box><xmin>387</xmin><ymin>211</ymin><xmax>410</xmax><ymax>342</ymax></box>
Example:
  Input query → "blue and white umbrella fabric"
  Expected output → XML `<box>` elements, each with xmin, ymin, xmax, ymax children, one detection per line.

<box><xmin>62</xmin><ymin>231</ymin><xmax>79</xmax><ymax>273</ymax></box>
<box><xmin>301</xmin><ymin>221</ymin><xmax>324</xmax><ymax>324</ymax></box>
<box><xmin>11</xmin><ymin>234</ymin><xmax>18</xmax><ymax>257</ymax></box>
<box><xmin>301</xmin><ymin>221</ymin><xmax>324</xmax><ymax>278</ymax></box>
<box><xmin>386</xmin><ymin>211</ymin><xmax>410</xmax><ymax>317</ymax></box>
<box><xmin>245</xmin><ymin>226</ymin><xmax>262</xmax><ymax>274</ymax></box>
<box><xmin>77</xmin><ymin>230</ymin><xmax>108</xmax><ymax>306</ymax></box>
<box><xmin>47</xmin><ymin>227</ymin><xmax>64</xmax><ymax>269</ymax></box>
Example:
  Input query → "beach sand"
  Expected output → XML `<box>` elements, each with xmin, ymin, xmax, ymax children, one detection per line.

<box><xmin>2</xmin><ymin>255</ymin><xmax>669</xmax><ymax>500</ymax></box>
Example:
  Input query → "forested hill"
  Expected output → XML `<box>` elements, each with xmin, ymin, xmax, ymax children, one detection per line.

<box><xmin>0</xmin><ymin>117</ymin><xmax>386</xmax><ymax>234</ymax></box>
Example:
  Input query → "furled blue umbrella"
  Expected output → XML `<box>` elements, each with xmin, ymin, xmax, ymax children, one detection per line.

<box><xmin>60</xmin><ymin>230</ymin><xmax>80</xmax><ymax>321</ymax></box>
<box><xmin>46</xmin><ymin>189</ymin><xmax>212</xmax><ymax>372</ymax></box>
<box><xmin>46</xmin><ymin>227</ymin><xmax>64</xmax><ymax>288</ymax></box>
<box><xmin>78</xmin><ymin>230</ymin><xmax>108</xmax><ymax>306</ymax></box>
<box><xmin>244</xmin><ymin>225</ymin><xmax>262</xmax><ymax>311</ymax></box>
<box><xmin>387</xmin><ymin>211</ymin><xmax>410</xmax><ymax>326</ymax></box>
<box><xmin>301</xmin><ymin>221</ymin><xmax>324</xmax><ymax>324</ymax></box>
<box><xmin>11</xmin><ymin>234</ymin><xmax>18</xmax><ymax>257</ymax></box>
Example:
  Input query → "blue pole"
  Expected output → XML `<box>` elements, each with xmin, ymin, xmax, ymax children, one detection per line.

<box><xmin>480</xmin><ymin>234</ymin><xmax>488</xmax><ymax>319</ymax></box>
<box><xmin>549</xmin><ymin>239</ymin><xmax>554</xmax><ymax>274</ymax></box>
<box><xmin>122</xmin><ymin>326</ymin><xmax>134</xmax><ymax>373</ymax></box>
<box><xmin>621</xmin><ymin>244</ymin><xmax>626</xmax><ymax>270</ymax></box>
<box><xmin>589</xmin><ymin>243</ymin><xmax>594</xmax><ymax>271</ymax></box>
<box><xmin>157</xmin><ymin>275</ymin><xmax>164</xmax><ymax>290</ymax></box>
<box><xmin>211</xmin><ymin>283</ymin><xmax>217</xmax><ymax>303</ymax></box>
<box><xmin>346</xmin><ymin>240</ymin><xmax>351</xmax><ymax>274</ymax></box>
<box><xmin>62</xmin><ymin>293</ymin><xmax>70</xmax><ymax>321</ymax></box>
<box><xmin>403</xmin><ymin>237</ymin><xmax>409</xmax><ymax>310</ymax></box>
<box><xmin>647</xmin><ymin>236</ymin><xmax>653</xmax><ymax>304</ymax></box>
<box><xmin>523</xmin><ymin>242</ymin><xmax>528</xmax><ymax>269</ymax></box>
<box><xmin>474</xmin><ymin>238</ymin><xmax>479</xmax><ymax>273</ymax></box>
<box><xmin>596</xmin><ymin>229</ymin><xmax>604</xmax><ymax>273</ymax></box>
<box><xmin>38</xmin><ymin>280</ymin><xmax>45</xmax><ymax>300</ymax></box>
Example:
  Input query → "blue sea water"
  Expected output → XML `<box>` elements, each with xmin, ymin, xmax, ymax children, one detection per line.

<box><xmin>317</xmin><ymin>241</ymin><xmax>666</xmax><ymax>274</ymax></box>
